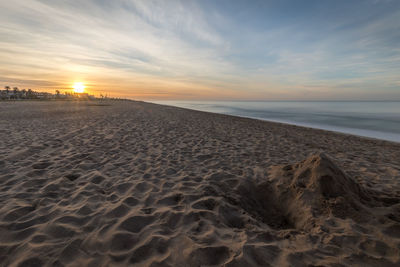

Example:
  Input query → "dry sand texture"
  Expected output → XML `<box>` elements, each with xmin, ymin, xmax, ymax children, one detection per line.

<box><xmin>0</xmin><ymin>101</ymin><xmax>400</xmax><ymax>266</ymax></box>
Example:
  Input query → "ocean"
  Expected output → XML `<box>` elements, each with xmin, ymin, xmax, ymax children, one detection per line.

<box><xmin>152</xmin><ymin>101</ymin><xmax>400</xmax><ymax>143</ymax></box>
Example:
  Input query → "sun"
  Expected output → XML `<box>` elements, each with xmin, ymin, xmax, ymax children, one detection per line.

<box><xmin>73</xmin><ymin>82</ymin><xmax>85</xmax><ymax>93</ymax></box>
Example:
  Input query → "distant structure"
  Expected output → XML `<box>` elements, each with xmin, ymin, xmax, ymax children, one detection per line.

<box><xmin>1</xmin><ymin>86</ymin><xmax>97</xmax><ymax>101</ymax></box>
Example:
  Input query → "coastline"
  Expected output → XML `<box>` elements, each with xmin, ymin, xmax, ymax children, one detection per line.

<box><xmin>1</xmin><ymin>100</ymin><xmax>399</xmax><ymax>266</ymax></box>
<box><xmin>152</xmin><ymin>100</ymin><xmax>400</xmax><ymax>143</ymax></box>
<box><xmin>233</xmin><ymin>115</ymin><xmax>400</xmax><ymax>144</ymax></box>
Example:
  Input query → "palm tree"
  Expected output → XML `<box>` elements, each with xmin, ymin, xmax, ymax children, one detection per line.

<box><xmin>3</xmin><ymin>86</ymin><xmax>10</xmax><ymax>100</ymax></box>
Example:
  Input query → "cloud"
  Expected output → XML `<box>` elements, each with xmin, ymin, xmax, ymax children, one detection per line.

<box><xmin>0</xmin><ymin>0</ymin><xmax>399</xmax><ymax>100</ymax></box>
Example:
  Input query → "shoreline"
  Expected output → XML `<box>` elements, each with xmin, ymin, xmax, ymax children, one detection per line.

<box><xmin>151</xmin><ymin>100</ymin><xmax>400</xmax><ymax>144</ymax></box>
<box><xmin>240</xmin><ymin>115</ymin><xmax>400</xmax><ymax>144</ymax></box>
<box><xmin>2</xmin><ymin>99</ymin><xmax>399</xmax><ymax>144</ymax></box>
<box><xmin>151</xmin><ymin>100</ymin><xmax>400</xmax><ymax>145</ymax></box>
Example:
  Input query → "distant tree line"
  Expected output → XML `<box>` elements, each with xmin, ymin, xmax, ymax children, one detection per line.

<box><xmin>0</xmin><ymin>85</ymin><xmax>129</xmax><ymax>102</ymax></box>
<box><xmin>1</xmin><ymin>86</ymin><xmax>34</xmax><ymax>100</ymax></box>
<box><xmin>1</xmin><ymin>86</ymin><xmax>95</xmax><ymax>100</ymax></box>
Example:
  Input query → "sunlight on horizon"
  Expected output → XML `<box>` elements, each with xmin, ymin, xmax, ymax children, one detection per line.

<box><xmin>72</xmin><ymin>82</ymin><xmax>86</xmax><ymax>93</ymax></box>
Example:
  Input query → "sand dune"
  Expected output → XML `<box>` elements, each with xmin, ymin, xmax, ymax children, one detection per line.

<box><xmin>0</xmin><ymin>101</ymin><xmax>399</xmax><ymax>266</ymax></box>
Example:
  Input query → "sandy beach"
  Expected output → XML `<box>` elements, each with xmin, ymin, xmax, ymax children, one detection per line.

<box><xmin>0</xmin><ymin>100</ymin><xmax>399</xmax><ymax>266</ymax></box>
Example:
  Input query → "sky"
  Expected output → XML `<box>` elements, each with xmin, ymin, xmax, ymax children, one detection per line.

<box><xmin>0</xmin><ymin>0</ymin><xmax>399</xmax><ymax>100</ymax></box>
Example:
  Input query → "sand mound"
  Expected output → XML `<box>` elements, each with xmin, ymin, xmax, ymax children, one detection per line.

<box><xmin>225</xmin><ymin>153</ymin><xmax>373</xmax><ymax>232</ymax></box>
<box><xmin>219</xmin><ymin>153</ymin><xmax>400</xmax><ymax>265</ymax></box>
<box><xmin>235</xmin><ymin>152</ymin><xmax>400</xmax><ymax>228</ymax></box>
<box><xmin>265</xmin><ymin>152</ymin><xmax>372</xmax><ymax>230</ymax></box>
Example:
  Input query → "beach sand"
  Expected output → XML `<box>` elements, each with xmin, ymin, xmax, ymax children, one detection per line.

<box><xmin>0</xmin><ymin>100</ymin><xmax>399</xmax><ymax>266</ymax></box>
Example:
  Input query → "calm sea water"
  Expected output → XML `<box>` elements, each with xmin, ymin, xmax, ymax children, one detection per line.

<box><xmin>152</xmin><ymin>101</ymin><xmax>400</xmax><ymax>143</ymax></box>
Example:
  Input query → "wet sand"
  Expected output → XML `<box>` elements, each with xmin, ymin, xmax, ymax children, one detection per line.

<box><xmin>0</xmin><ymin>100</ymin><xmax>399</xmax><ymax>266</ymax></box>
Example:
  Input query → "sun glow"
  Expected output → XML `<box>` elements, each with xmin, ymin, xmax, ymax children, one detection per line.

<box><xmin>73</xmin><ymin>82</ymin><xmax>86</xmax><ymax>93</ymax></box>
